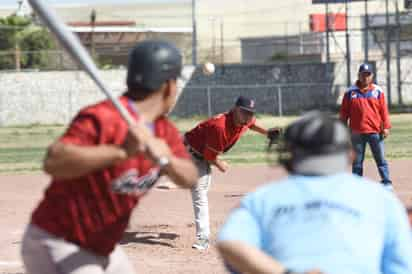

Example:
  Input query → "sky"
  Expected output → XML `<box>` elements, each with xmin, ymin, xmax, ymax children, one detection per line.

<box><xmin>1</xmin><ymin>0</ymin><xmax>187</xmax><ymax>7</ymax></box>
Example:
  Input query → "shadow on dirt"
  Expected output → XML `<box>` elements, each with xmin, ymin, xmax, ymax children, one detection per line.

<box><xmin>120</xmin><ymin>231</ymin><xmax>179</xmax><ymax>247</ymax></box>
<box><xmin>224</xmin><ymin>193</ymin><xmax>244</xmax><ymax>198</ymax></box>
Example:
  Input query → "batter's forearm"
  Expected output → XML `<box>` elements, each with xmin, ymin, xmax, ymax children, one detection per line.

<box><xmin>43</xmin><ymin>142</ymin><xmax>127</xmax><ymax>180</ymax></box>
<box><xmin>161</xmin><ymin>156</ymin><xmax>198</xmax><ymax>188</ymax></box>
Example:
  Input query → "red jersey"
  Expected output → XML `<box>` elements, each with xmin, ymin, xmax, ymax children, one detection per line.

<box><xmin>340</xmin><ymin>82</ymin><xmax>391</xmax><ymax>134</ymax></box>
<box><xmin>31</xmin><ymin>96</ymin><xmax>189</xmax><ymax>256</ymax></box>
<box><xmin>184</xmin><ymin>111</ymin><xmax>256</xmax><ymax>161</ymax></box>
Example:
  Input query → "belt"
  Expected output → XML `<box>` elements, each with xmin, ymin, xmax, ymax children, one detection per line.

<box><xmin>184</xmin><ymin>140</ymin><xmax>204</xmax><ymax>161</ymax></box>
<box><xmin>189</xmin><ymin>147</ymin><xmax>204</xmax><ymax>160</ymax></box>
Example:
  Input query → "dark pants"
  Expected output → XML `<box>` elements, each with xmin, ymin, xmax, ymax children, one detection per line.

<box><xmin>351</xmin><ymin>133</ymin><xmax>392</xmax><ymax>184</ymax></box>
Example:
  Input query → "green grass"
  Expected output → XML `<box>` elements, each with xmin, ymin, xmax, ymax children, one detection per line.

<box><xmin>0</xmin><ymin>114</ymin><xmax>411</xmax><ymax>174</ymax></box>
<box><xmin>381</xmin><ymin>115</ymin><xmax>412</xmax><ymax>159</ymax></box>
<box><xmin>223</xmin><ymin>113</ymin><xmax>412</xmax><ymax>164</ymax></box>
<box><xmin>0</xmin><ymin>125</ymin><xmax>63</xmax><ymax>174</ymax></box>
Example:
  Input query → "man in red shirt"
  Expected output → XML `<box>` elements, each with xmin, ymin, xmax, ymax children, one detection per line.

<box><xmin>185</xmin><ymin>96</ymin><xmax>276</xmax><ymax>250</ymax></box>
<box><xmin>340</xmin><ymin>63</ymin><xmax>392</xmax><ymax>190</ymax></box>
<box><xmin>20</xmin><ymin>40</ymin><xmax>198</xmax><ymax>274</ymax></box>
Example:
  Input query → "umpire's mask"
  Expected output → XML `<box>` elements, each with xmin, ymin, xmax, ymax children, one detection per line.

<box><xmin>276</xmin><ymin>111</ymin><xmax>351</xmax><ymax>175</ymax></box>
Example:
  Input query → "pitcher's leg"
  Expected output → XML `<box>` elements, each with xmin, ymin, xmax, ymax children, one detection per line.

<box><xmin>191</xmin><ymin>171</ymin><xmax>211</xmax><ymax>239</ymax></box>
<box><xmin>191</xmin><ymin>159</ymin><xmax>212</xmax><ymax>249</ymax></box>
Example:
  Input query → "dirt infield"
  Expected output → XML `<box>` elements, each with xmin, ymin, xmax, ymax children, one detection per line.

<box><xmin>0</xmin><ymin>160</ymin><xmax>411</xmax><ymax>274</ymax></box>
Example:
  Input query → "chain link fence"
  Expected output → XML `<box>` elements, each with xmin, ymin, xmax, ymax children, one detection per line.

<box><xmin>173</xmin><ymin>83</ymin><xmax>345</xmax><ymax>118</ymax></box>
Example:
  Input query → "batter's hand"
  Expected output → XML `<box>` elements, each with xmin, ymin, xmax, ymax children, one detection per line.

<box><xmin>122</xmin><ymin>123</ymin><xmax>171</xmax><ymax>163</ymax></box>
<box><xmin>144</xmin><ymin>137</ymin><xmax>172</xmax><ymax>164</ymax></box>
<box><xmin>122</xmin><ymin>123</ymin><xmax>151</xmax><ymax>156</ymax></box>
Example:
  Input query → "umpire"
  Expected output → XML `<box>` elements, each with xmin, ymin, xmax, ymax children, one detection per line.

<box><xmin>217</xmin><ymin>111</ymin><xmax>412</xmax><ymax>274</ymax></box>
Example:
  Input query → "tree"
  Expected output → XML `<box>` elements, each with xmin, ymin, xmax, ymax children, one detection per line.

<box><xmin>0</xmin><ymin>15</ymin><xmax>55</xmax><ymax>70</ymax></box>
<box><xmin>19</xmin><ymin>28</ymin><xmax>56</xmax><ymax>69</ymax></box>
<box><xmin>0</xmin><ymin>15</ymin><xmax>31</xmax><ymax>69</ymax></box>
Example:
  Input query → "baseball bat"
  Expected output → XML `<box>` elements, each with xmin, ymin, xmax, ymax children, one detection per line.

<box><xmin>28</xmin><ymin>0</ymin><xmax>135</xmax><ymax>126</ymax></box>
<box><xmin>28</xmin><ymin>0</ymin><xmax>164</xmax><ymax>194</ymax></box>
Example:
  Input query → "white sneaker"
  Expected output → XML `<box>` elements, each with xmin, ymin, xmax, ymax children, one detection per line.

<box><xmin>192</xmin><ymin>238</ymin><xmax>209</xmax><ymax>250</ymax></box>
<box><xmin>156</xmin><ymin>180</ymin><xmax>178</xmax><ymax>190</ymax></box>
<box><xmin>383</xmin><ymin>183</ymin><xmax>394</xmax><ymax>192</ymax></box>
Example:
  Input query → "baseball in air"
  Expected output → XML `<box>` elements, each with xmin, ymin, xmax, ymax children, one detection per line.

<box><xmin>202</xmin><ymin>62</ymin><xmax>215</xmax><ymax>75</ymax></box>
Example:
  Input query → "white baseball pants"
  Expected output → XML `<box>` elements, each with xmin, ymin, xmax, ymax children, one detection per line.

<box><xmin>21</xmin><ymin>224</ymin><xmax>136</xmax><ymax>274</ymax></box>
<box><xmin>190</xmin><ymin>157</ymin><xmax>212</xmax><ymax>240</ymax></box>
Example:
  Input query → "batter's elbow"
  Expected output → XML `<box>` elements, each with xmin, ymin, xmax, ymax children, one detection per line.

<box><xmin>42</xmin><ymin>142</ymin><xmax>63</xmax><ymax>175</ymax></box>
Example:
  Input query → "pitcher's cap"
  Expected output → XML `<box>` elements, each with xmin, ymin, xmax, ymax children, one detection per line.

<box><xmin>235</xmin><ymin>96</ymin><xmax>256</xmax><ymax>113</ymax></box>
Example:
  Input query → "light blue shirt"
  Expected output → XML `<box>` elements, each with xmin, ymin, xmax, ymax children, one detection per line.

<box><xmin>218</xmin><ymin>173</ymin><xmax>412</xmax><ymax>274</ymax></box>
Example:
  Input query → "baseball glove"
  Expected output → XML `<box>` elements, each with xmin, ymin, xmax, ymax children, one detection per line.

<box><xmin>267</xmin><ymin>127</ymin><xmax>282</xmax><ymax>142</ymax></box>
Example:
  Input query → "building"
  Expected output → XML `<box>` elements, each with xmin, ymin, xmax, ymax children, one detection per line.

<box><xmin>240</xmin><ymin>1</ymin><xmax>412</xmax><ymax>64</ymax></box>
<box><xmin>67</xmin><ymin>21</ymin><xmax>192</xmax><ymax>66</ymax></box>
<box><xmin>0</xmin><ymin>0</ymin><xmax>409</xmax><ymax>64</ymax></box>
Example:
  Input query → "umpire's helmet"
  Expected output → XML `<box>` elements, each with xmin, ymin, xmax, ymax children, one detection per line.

<box><xmin>275</xmin><ymin>111</ymin><xmax>351</xmax><ymax>174</ymax></box>
<box><xmin>127</xmin><ymin>40</ymin><xmax>182</xmax><ymax>92</ymax></box>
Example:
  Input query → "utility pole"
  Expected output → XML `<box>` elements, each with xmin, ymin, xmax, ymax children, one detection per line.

<box><xmin>90</xmin><ymin>9</ymin><xmax>96</xmax><ymax>58</ymax></box>
<box><xmin>325</xmin><ymin>1</ymin><xmax>331</xmax><ymax>78</ymax></box>
<box><xmin>220</xmin><ymin>19</ymin><xmax>224</xmax><ymax>65</ymax></box>
<box><xmin>345</xmin><ymin>0</ymin><xmax>351</xmax><ymax>86</ymax></box>
<box><xmin>364</xmin><ymin>0</ymin><xmax>369</xmax><ymax>62</ymax></box>
<box><xmin>285</xmin><ymin>22</ymin><xmax>289</xmax><ymax>63</ymax></box>
<box><xmin>211</xmin><ymin>17</ymin><xmax>216</xmax><ymax>62</ymax></box>
<box><xmin>191</xmin><ymin>0</ymin><xmax>197</xmax><ymax>65</ymax></box>
<box><xmin>385</xmin><ymin>0</ymin><xmax>392</xmax><ymax>106</ymax></box>
<box><xmin>395</xmin><ymin>0</ymin><xmax>402</xmax><ymax>105</ymax></box>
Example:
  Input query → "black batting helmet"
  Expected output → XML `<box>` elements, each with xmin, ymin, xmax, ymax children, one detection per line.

<box><xmin>273</xmin><ymin>111</ymin><xmax>351</xmax><ymax>173</ymax></box>
<box><xmin>126</xmin><ymin>40</ymin><xmax>182</xmax><ymax>92</ymax></box>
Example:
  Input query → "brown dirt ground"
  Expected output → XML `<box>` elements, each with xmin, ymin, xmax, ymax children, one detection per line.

<box><xmin>0</xmin><ymin>160</ymin><xmax>411</xmax><ymax>274</ymax></box>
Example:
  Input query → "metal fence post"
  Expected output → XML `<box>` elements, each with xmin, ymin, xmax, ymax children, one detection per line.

<box><xmin>277</xmin><ymin>86</ymin><xmax>283</xmax><ymax>117</ymax></box>
<box><xmin>59</xmin><ymin>50</ymin><xmax>64</xmax><ymax>70</ymax></box>
<box><xmin>207</xmin><ymin>86</ymin><xmax>212</xmax><ymax>117</ymax></box>
<box><xmin>273</xmin><ymin>87</ymin><xmax>277</xmax><ymax>115</ymax></box>
<box><xmin>0</xmin><ymin>82</ymin><xmax>2</xmax><ymax>126</ymax></box>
